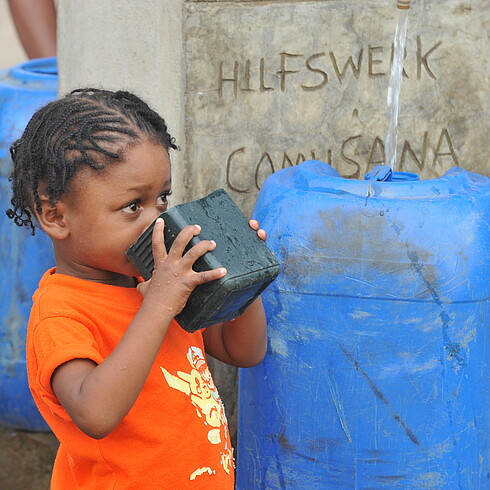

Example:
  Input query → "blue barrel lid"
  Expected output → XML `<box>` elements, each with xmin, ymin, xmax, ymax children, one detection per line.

<box><xmin>364</xmin><ymin>164</ymin><xmax>419</xmax><ymax>182</ymax></box>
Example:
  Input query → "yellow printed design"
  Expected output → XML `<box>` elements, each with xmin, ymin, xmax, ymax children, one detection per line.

<box><xmin>160</xmin><ymin>346</ymin><xmax>234</xmax><ymax>477</ymax></box>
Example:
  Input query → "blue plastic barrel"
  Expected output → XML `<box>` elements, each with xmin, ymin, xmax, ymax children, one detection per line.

<box><xmin>237</xmin><ymin>160</ymin><xmax>490</xmax><ymax>489</ymax></box>
<box><xmin>0</xmin><ymin>58</ymin><xmax>57</xmax><ymax>430</ymax></box>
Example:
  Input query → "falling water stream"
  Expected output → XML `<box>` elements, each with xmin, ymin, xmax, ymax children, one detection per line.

<box><xmin>384</xmin><ymin>0</ymin><xmax>411</xmax><ymax>171</ymax></box>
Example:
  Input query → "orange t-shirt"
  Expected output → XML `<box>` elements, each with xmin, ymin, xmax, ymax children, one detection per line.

<box><xmin>27</xmin><ymin>268</ymin><xmax>234</xmax><ymax>489</ymax></box>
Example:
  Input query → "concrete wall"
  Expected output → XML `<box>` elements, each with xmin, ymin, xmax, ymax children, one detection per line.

<box><xmin>58</xmin><ymin>0</ymin><xmax>490</xmax><ymax>216</ymax></box>
<box><xmin>57</xmin><ymin>0</ymin><xmax>187</xmax><ymax>206</ymax></box>
<box><xmin>185</xmin><ymin>0</ymin><xmax>490</xmax><ymax>212</ymax></box>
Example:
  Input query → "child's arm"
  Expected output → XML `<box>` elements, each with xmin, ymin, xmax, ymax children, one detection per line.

<box><xmin>51</xmin><ymin>219</ymin><xmax>225</xmax><ymax>440</ymax></box>
<box><xmin>202</xmin><ymin>219</ymin><xmax>268</xmax><ymax>367</ymax></box>
<box><xmin>203</xmin><ymin>296</ymin><xmax>267</xmax><ymax>367</ymax></box>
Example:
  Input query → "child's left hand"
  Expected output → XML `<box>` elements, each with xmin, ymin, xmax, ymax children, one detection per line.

<box><xmin>249</xmin><ymin>219</ymin><xmax>267</xmax><ymax>242</ymax></box>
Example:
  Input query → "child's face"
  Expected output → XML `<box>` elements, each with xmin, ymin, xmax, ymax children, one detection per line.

<box><xmin>56</xmin><ymin>139</ymin><xmax>172</xmax><ymax>284</ymax></box>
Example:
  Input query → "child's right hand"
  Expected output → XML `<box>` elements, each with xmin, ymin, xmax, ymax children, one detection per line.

<box><xmin>136</xmin><ymin>218</ymin><xmax>226</xmax><ymax>317</ymax></box>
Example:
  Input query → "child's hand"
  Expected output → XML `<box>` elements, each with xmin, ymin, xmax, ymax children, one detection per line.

<box><xmin>137</xmin><ymin>218</ymin><xmax>226</xmax><ymax>316</ymax></box>
<box><xmin>249</xmin><ymin>219</ymin><xmax>267</xmax><ymax>242</ymax></box>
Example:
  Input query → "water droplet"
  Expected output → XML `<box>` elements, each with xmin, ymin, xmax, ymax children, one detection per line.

<box><xmin>380</xmin><ymin>211</ymin><xmax>385</xmax><ymax>216</ymax></box>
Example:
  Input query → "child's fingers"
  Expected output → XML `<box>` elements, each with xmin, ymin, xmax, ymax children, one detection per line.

<box><xmin>257</xmin><ymin>228</ymin><xmax>267</xmax><ymax>241</ymax></box>
<box><xmin>151</xmin><ymin>218</ymin><xmax>167</xmax><ymax>262</ymax></box>
<box><xmin>249</xmin><ymin>219</ymin><xmax>267</xmax><ymax>242</ymax></box>
<box><xmin>249</xmin><ymin>219</ymin><xmax>259</xmax><ymax>230</ymax></box>
<box><xmin>196</xmin><ymin>267</ymin><xmax>227</xmax><ymax>285</ymax></box>
<box><xmin>182</xmin><ymin>237</ymin><xmax>217</xmax><ymax>266</ymax></box>
<box><xmin>168</xmin><ymin>224</ymin><xmax>202</xmax><ymax>259</ymax></box>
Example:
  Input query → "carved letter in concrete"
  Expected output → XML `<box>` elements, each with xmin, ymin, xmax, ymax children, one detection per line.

<box><xmin>303</xmin><ymin>52</ymin><xmax>328</xmax><ymax>91</ymax></box>
<box><xmin>330</xmin><ymin>49</ymin><xmax>363</xmax><ymax>82</ymax></box>
<box><xmin>368</xmin><ymin>46</ymin><xmax>385</xmax><ymax>78</ymax></box>
<box><xmin>226</xmin><ymin>147</ymin><xmax>250</xmax><ymax>193</ymax></box>
<box><xmin>341</xmin><ymin>135</ymin><xmax>362</xmax><ymax>179</ymax></box>
<box><xmin>433</xmin><ymin>128</ymin><xmax>459</xmax><ymax>166</ymax></box>
<box><xmin>277</xmin><ymin>52</ymin><xmax>302</xmax><ymax>91</ymax></box>
<box><xmin>219</xmin><ymin>61</ymin><xmax>239</xmax><ymax>99</ymax></box>
<box><xmin>417</xmin><ymin>36</ymin><xmax>441</xmax><ymax>80</ymax></box>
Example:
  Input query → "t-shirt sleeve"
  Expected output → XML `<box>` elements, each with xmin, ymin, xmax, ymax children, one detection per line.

<box><xmin>28</xmin><ymin>316</ymin><xmax>105</xmax><ymax>420</ymax></box>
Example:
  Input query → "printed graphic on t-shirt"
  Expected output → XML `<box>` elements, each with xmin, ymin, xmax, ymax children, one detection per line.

<box><xmin>160</xmin><ymin>346</ymin><xmax>234</xmax><ymax>479</ymax></box>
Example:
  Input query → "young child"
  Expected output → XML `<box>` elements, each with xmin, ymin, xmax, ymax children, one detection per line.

<box><xmin>6</xmin><ymin>88</ymin><xmax>267</xmax><ymax>489</ymax></box>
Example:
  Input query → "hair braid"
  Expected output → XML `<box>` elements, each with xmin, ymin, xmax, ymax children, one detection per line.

<box><xmin>6</xmin><ymin>88</ymin><xmax>178</xmax><ymax>234</ymax></box>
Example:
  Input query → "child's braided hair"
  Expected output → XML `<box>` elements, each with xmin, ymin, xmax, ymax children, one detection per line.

<box><xmin>6</xmin><ymin>88</ymin><xmax>178</xmax><ymax>235</ymax></box>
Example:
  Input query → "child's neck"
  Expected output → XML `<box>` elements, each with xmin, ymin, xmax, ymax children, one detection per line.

<box><xmin>55</xmin><ymin>267</ymin><xmax>137</xmax><ymax>288</ymax></box>
<box><xmin>88</xmin><ymin>274</ymin><xmax>137</xmax><ymax>288</ymax></box>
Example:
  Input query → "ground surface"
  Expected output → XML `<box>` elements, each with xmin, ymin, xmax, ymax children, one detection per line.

<box><xmin>0</xmin><ymin>424</ymin><xmax>57</xmax><ymax>490</ymax></box>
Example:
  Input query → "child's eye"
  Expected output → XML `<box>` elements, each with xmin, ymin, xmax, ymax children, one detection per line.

<box><xmin>156</xmin><ymin>191</ymin><xmax>172</xmax><ymax>206</ymax></box>
<box><xmin>121</xmin><ymin>201</ymin><xmax>141</xmax><ymax>214</ymax></box>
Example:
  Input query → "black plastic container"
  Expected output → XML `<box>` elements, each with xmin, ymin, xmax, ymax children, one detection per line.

<box><xmin>126</xmin><ymin>189</ymin><xmax>280</xmax><ymax>332</ymax></box>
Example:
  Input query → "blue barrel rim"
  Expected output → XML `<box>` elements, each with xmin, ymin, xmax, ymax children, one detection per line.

<box><xmin>276</xmin><ymin>160</ymin><xmax>490</xmax><ymax>199</ymax></box>
<box><xmin>9</xmin><ymin>57</ymin><xmax>58</xmax><ymax>81</ymax></box>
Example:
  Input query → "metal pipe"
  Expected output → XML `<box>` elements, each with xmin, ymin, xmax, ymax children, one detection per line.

<box><xmin>397</xmin><ymin>0</ymin><xmax>411</xmax><ymax>9</ymax></box>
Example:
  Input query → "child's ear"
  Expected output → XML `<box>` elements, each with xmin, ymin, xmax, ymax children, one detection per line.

<box><xmin>35</xmin><ymin>195</ymin><xmax>69</xmax><ymax>239</ymax></box>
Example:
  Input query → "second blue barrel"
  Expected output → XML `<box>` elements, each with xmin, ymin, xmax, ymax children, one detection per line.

<box><xmin>0</xmin><ymin>58</ymin><xmax>58</xmax><ymax>430</ymax></box>
<box><xmin>237</xmin><ymin>160</ymin><xmax>490</xmax><ymax>489</ymax></box>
